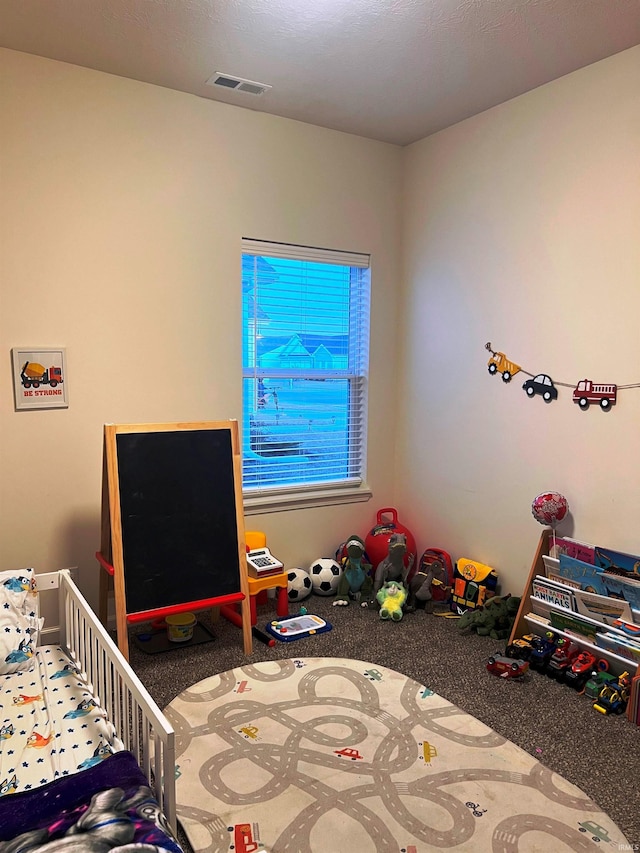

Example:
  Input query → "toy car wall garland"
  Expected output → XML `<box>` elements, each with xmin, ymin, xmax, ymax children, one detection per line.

<box><xmin>485</xmin><ymin>342</ymin><xmax>640</xmax><ymax>411</ymax></box>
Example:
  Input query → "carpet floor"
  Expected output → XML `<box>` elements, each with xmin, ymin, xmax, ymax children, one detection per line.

<box><xmin>128</xmin><ymin>594</ymin><xmax>640</xmax><ymax>850</ymax></box>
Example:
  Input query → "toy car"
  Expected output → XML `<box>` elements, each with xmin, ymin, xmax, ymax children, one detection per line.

<box><xmin>505</xmin><ymin>633</ymin><xmax>535</xmax><ymax>660</ymax></box>
<box><xmin>564</xmin><ymin>650</ymin><xmax>599</xmax><ymax>690</ymax></box>
<box><xmin>528</xmin><ymin>633</ymin><xmax>558</xmax><ymax>672</ymax></box>
<box><xmin>593</xmin><ymin>671</ymin><xmax>631</xmax><ymax>715</ymax></box>
<box><xmin>522</xmin><ymin>374</ymin><xmax>558</xmax><ymax>402</ymax></box>
<box><xmin>486</xmin><ymin>653</ymin><xmax>529</xmax><ymax>679</ymax></box>
<box><xmin>546</xmin><ymin>637</ymin><xmax>580</xmax><ymax>681</ymax></box>
<box><xmin>584</xmin><ymin>670</ymin><xmax>616</xmax><ymax>700</ymax></box>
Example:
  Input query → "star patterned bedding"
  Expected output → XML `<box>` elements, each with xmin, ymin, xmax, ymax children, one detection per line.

<box><xmin>0</xmin><ymin>649</ymin><xmax>184</xmax><ymax>852</ymax></box>
<box><xmin>0</xmin><ymin>562</ymin><xmax>183</xmax><ymax>852</ymax></box>
<box><xmin>0</xmin><ymin>645</ymin><xmax>123</xmax><ymax>793</ymax></box>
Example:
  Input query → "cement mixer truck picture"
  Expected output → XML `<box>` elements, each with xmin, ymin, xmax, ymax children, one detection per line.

<box><xmin>20</xmin><ymin>361</ymin><xmax>63</xmax><ymax>389</ymax></box>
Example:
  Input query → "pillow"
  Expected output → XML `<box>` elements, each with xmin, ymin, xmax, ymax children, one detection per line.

<box><xmin>0</xmin><ymin>567</ymin><xmax>40</xmax><ymax>675</ymax></box>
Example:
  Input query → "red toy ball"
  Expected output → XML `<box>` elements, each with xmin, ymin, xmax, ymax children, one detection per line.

<box><xmin>531</xmin><ymin>492</ymin><xmax>568</xmax><ymax>528</ymax></box>
<box><xmin>364</xmin><ymin>507</ymin><xmax>418</xmax><ymax>578</ymax></box>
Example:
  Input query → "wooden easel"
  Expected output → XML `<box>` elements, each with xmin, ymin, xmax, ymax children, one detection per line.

<box><xmin>98</xmin><ymin>420</ymin><xmax>252</xmax><ymax>660</ymax></box>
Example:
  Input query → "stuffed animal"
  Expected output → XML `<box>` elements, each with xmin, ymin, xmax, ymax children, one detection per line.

<box><xmin>373</xmin><ymin>533</ymin><xmax>415</xmax><ymax>605</ymax></box>
<box><xmin>407</xmin><ymin>558</ymin><xmax>451</xmax><ymax>612</ymax></box>
<box><xmin>376</xmin><ymin>580</ymin><xmax>407</xmax><ymax>621</ymax></box>
<box><xmin>457</xmin><ymin>594</ymin><xmax>521</xmax><ymax>639</ymax></box>
<box><xmin>333</xmin><ymin>535</ymin><xmax>373</xmax><ymax>607</ymax></box>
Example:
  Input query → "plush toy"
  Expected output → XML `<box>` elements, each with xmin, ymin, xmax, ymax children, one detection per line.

<box><xmin>373</xmin><ymin>533</ymin><xmax>415</xmax><ymax>605</ymax></box>
<box><xmin>457</xmin><ymin>594</ymin><xmax>521</xmax><ymax>640</ymax></box>
<box><xmin>333</xmin><ymin>535</ymin><xmax>373</xmax><ymax>607</ymax></box>
<box><xmin>407</xmin><ymin>558</ymin><xmax>451</xmax><ymax>612</ymax></box>
<box><xmin>376</xmin><ymin>580</ymin><xmax>407</xmax><ymax>621</ymax></box>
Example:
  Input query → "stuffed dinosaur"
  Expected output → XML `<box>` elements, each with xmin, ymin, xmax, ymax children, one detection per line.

<box><xmin>457</xmin><ymin>594</ymin><xmax>521</xmax><ymax>639</ymax></box>
<box><xmin>373</xmin><ymin>533</ymin><xmax>415</xmax><ymax>610</ymax></box>
<box><xmin>333</xmin><ymin>535</ymin><xmax>373</xmax><ymax>607</ymax></box>
<box><xmin>407</xmin><ymin>558</ymin><xmax>450</xmax><ymax>612</ymax></box>
<box><xmin>376</xmin><ymin>580</ymin><xmax>407</xmax><ymax>621</ymax></box>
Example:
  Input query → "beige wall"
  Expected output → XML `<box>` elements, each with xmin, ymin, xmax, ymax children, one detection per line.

<box><xmin>398</xmin><ymin>46</ymin><xmax>640</xmax><ymax>595</ymax></box>
<box><xmin>0</xmin><ymin>49</ymin><xmax>403</xmax><ymax>610</ymax></box>
<box><xmin>2</xmin><ymin>45</ymin><xmax>639</xmax><ymax>611</ymax></box>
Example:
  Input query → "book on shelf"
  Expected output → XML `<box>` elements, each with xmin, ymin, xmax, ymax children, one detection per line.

<box><xmin>526</xmin><ymin>611</ymin><xmax>551</xmax><ymax>627</ymax></box>
<box><xmin>557</xmin><ymin>554</ymin><xmax>609</xmax><ymax>596</ymax></box>
<box><xmin>542</xmin><ymin>556</ymin><xmax>584</xmax><ymax>590</ymax></box>
<box><xmin>550</xmin><ymin>536</ymin><xmax>595</xmax><ymax>564</ymax></box>
<box><xmin>573</xmin><ymin>588</ymin><xmax>633</xmax><ymax>626</ymax></box>
<box><xmin>600</xmin><ymin>573</ymin><xmax>640</xmax><ymax>611</ymax></box>
<box><xmin>544</xmin><ymin>554</ymin><xmax>640</xmax><ymax>619</ymax></box>
<box><xmin>549</xmin><ymin>610</ymin><xmax>599</xmax><ymax>643</ymax></box>
<box><xmin>611</xmin><ymin>618</ymin><xmax>640</xmax><ymax>638</ymax></box>
<box><xmin>531</xmin><ymin>576</ymin><xmax>576</xmax><ymax>611</ymax></box>
<box><xmin>595</xmin><ymin>631</ymin><xmax>640</xmax><ymax>666</ymax></box>
<box><xmin>594</xmin><ymin>545</ymin><xmax>640</xmax><ymax>576</ymax></box>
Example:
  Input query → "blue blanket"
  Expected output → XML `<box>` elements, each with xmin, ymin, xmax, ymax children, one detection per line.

<box><xmin>0</xmin><ymin>750</ymin><xmax>183</xmax><ymax>851</ymax></box>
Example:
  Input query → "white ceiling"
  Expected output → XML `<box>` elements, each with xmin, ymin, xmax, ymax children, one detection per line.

<box><xmin>1</xmin><ymin>0</ymin><xmax>639</xmax><ymax>146</ymax></box>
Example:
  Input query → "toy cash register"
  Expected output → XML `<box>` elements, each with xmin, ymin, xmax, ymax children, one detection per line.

<box><xmin>246</xmin><ymin>547</ymin><xmax>284</xmax><ymax>576</ymax></box>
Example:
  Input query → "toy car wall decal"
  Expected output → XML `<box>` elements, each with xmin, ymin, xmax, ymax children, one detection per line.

<box><xmin>483</xmin><ymin>344</ymin><xmax>627</xmax><ymax>412</ymax></box>
<box><xmin>522</xmin><ymin>374</ymin><xmax>558</xmax><ymax>402</ymax></box>
<box><xmin>485</xmin><ymin>343</ymin><xmax>521</xmax><ymax>383</ymax></box>
<box><xmin>573</xmin><ymin>379</ymin><xmax>617</xmax><ymax>410</ymax></box>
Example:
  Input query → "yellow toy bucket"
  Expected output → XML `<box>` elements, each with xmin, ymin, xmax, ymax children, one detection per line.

<box><xmin>166</xmin><ymin>612</ymin><xmax>196</xmax><ymax>643</ymax></box>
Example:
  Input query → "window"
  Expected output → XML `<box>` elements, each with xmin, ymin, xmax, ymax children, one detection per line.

<box><xmin>242</xmin><ymin>239</ymin><xmax>371</xmax><ymax>512</ymax></box>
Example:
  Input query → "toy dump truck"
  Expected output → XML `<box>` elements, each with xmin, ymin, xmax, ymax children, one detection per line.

<box><xmin>20</xmin><ymin>361</ymin><xmax>63</xmax><ymax>389</ymax></box>
<box><xmin>487</xmin><ymin>351</ymin><xmax>521</xmax><ymax>383</ymax></box>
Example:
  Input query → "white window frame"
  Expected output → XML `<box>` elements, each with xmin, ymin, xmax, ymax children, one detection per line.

<box><xmin>242</xmin><ymin>238</ymin><xmax>372</xmax><ymax>514</ymax></box>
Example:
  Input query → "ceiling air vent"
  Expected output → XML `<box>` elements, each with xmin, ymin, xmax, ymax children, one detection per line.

<box><xmin>206</xmin><ymin>72</ymin><xmax>271</xmax><ymax>96</ymax></box>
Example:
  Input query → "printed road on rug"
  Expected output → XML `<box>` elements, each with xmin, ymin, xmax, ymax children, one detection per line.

<box><xmin>164</xmin><ymin>657</ymin><xmax>629</xmax><ymax>853</ymax></box>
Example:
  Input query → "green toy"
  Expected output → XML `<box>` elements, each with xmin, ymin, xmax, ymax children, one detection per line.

<box><xmin>376</xmin><ymin>580</ymin><xmax>407</xmax><ymax>621</ymax></box>
<box><xmin>457</xmin><ymin>594</ymin><xmax>521</xmax><ymax>639</ymax></box>
<box><xmin>373</xmin><ymin>533</ymin><xmax>414</xmax><ymax>597</ymax></box>
<box><xmin>333</xmin><ymin>535</ymin><xmax>374</xmax><ymax>607</ymax></box>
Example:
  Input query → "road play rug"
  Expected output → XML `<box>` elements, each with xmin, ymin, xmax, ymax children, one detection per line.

<box><xmin>164</xmin><ymin>658</ymin><xmax>629</xmax><ymax>853</ymax></box>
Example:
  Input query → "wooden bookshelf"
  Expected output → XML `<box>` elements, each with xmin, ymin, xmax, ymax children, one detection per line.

<box><xmin>509</xmin><ymin>528</ymin><xmax>552</xmax><ymax>646</ymax></box>
<box><xmin>509</xmin><ymin>529</ymin><xmax>640</xmax><ymax>723</ymax></box>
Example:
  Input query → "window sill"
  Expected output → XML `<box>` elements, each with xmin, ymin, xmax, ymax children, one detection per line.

<box><xmin>243</xmin><ymin>484</ymin><xmax>373</xmax><ymax>515</ymax></box>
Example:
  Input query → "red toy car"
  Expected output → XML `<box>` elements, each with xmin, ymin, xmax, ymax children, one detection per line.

<box><xmin>546</xmin><ymin>637</ymin><xmax>580</xmax><ymax>682</ymax></box>
<box><xmin>564</xmin><ymin>650</ymin><xmax>598</xmax><ymax>690</ymax></box>
<box><xmin>486</xmin><ymin>653</ymin><xmax>529</xmax><ymax>679</ymax></box>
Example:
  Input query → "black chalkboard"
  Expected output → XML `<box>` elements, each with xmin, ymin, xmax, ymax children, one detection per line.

<box><xmin>100</xmin><ymin>421</ymin><xmax>252</xmax><ymax>659</ymax></box>
<box><xmin>116</xmin><ymin>428</ymin><xmax>240</xmax><ymax>614</ymax></box>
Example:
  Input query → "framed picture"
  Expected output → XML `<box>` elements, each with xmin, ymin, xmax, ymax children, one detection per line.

<box><xmin>11</xmin><ymin>347</ymin><xmax>69</xmax><ymax>410</ymax></box>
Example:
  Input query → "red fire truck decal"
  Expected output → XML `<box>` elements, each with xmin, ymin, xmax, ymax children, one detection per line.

<box><xmin>573</xmin><ymin>379</ymin><xmax>617</xmax><ymax>411</ymax></box>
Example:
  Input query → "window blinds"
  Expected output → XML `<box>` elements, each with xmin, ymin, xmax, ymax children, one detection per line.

<box><xmin>241</xmin><ymin>239</ymin><xmax>370</xmax><ymax>495</ymax></box>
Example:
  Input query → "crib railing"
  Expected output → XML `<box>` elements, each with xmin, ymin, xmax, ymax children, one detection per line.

<box><xmin>39</xmin><ymin>570</ymin><xmax>177</xmax><ymax>833</ymax></box>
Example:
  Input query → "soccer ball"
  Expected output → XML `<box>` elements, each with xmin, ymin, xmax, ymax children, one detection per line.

<box><xmin>309</xmin><ymin>558</ymin><xmax>342</xmax><ymax>595</ymax></box>
<box><xmin>287</xmin><ymin>568</ymin><xmax>312</xmax><ymax>602</ymax></box>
